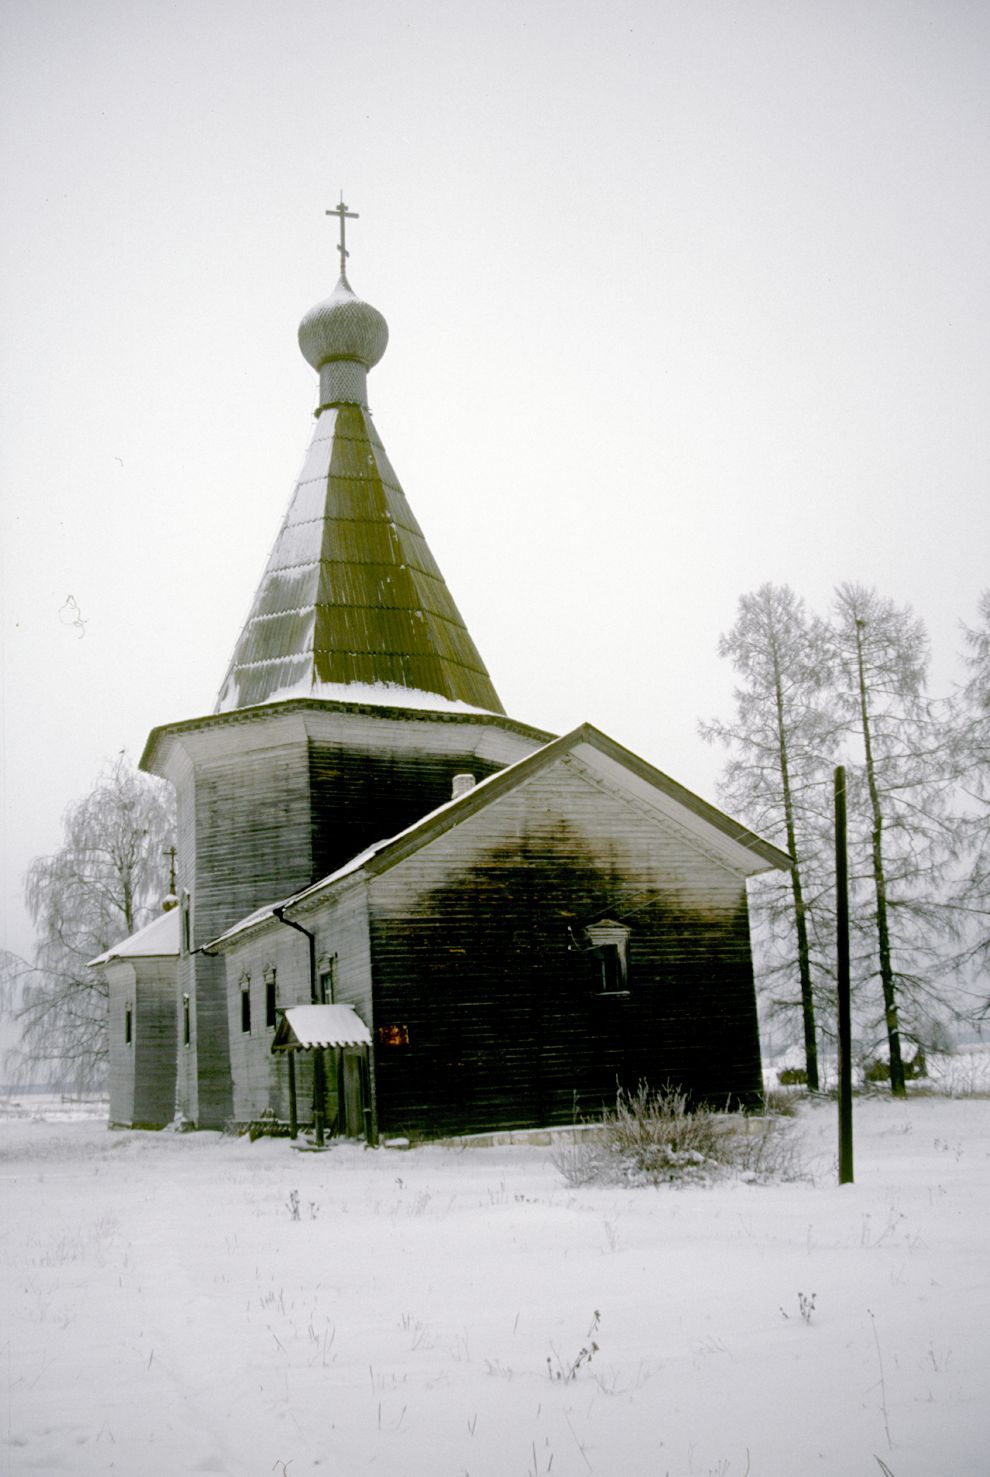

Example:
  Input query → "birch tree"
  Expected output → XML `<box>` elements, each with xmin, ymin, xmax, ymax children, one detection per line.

<box><xmin>6</xmin><ymin>753</ymin><xmax>176</xmax><ymax>1087</ymax></box>
<box><xmin>701</xmin><ymin>584</ymin><xmax>835</xmax><ymax>1088</ymax></box>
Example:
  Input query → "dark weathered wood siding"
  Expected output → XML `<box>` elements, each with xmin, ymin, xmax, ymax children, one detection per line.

<box><xmin>309</xmin><ymin>744</ymin><xmax>503</xmax><ymax>879</ymax></box>
<box><xmin>367</xmin><ymin>756</ymin><xmax>763</xmax><ymax>1137</ymax></box>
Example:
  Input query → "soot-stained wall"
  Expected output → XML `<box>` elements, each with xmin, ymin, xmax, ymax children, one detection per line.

<box><xmin>368</xmin><ymin>821</ymin><xmax>763</xmax><ymax>1139</ymax></box>
<box><xmin>308</xmin><ymin>744</ymin><xmax>504</xmax><ymax>879</ymax></box>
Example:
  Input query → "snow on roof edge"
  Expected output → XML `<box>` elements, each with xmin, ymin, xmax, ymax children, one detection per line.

<box><xmin>215</xmin><ymin>677</ymin><xmax>499</xmax><ymax>718</ymax></box>
<box><xmin>87</xmin><ymin>907</ymin><xmax>180</xmax><ymax>966</ymax></box>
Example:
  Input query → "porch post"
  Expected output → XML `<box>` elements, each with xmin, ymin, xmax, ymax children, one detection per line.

<box><xmin>313</xmin><ymin>1049</ymin><xmax>326</xmax><ymax>1147</ymax></box>
<box><xmin>286</xmin><ymin>1049</ymin><xmax>298</xmax><ymax>1140</ymax></box>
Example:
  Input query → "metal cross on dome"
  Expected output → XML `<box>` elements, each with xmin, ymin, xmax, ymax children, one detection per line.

<box><xmin>327</xmin><ymin>196</ymin><xmax>358</xmax><ymax>274</ymax></box>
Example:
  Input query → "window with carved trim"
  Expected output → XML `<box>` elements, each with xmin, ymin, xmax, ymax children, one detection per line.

<box><xmin>583</xmin><ymin>920</ymin><xmax>632</xmax><ymax>997</ymax></box>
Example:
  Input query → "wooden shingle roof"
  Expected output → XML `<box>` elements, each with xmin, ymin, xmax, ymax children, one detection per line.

<box><xmin>215</xmin><ymin>271</ymin><xmax>504</xmax><ymax>716</ymax></box>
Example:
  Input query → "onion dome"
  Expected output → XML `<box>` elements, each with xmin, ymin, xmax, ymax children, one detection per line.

<box><xmin>298</xmin><ymin>274</ymin><xmax>388</xmax><ymax>411</ymax></box>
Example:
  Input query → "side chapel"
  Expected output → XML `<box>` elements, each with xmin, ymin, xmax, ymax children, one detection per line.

<box><xmin>92</xmin><ymin>205</ymin><xmax>790</xmax><ymax>1139</ymax></box>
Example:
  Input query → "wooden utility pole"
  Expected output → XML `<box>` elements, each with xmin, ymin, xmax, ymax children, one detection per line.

<box><xmin>835</xmin><ymin>766</ymin><xmax>854</xmax><ymax>1184</ymax></box>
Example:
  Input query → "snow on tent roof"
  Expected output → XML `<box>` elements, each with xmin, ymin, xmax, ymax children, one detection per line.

<box><xmin>87</xmin><ymin>907</ymin><xmax>180</xmax><ymax>966</ymax></box>
<box><xmin>272</xmin><ymin>1004</ymin><xmax>372</xmax><ymax>1051</ymax></box>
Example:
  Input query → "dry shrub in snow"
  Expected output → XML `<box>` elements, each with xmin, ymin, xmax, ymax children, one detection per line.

<box><xmin>552</xmin><ymin>1083</ymin><xmax>802</xmax><ymax>1187</ymax></box>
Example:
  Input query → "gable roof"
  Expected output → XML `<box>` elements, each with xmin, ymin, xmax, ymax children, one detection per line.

<box><xmin>355</xmin><ymin>722</ymin><xmax>793</xmax><ymax>880</ymax></box>
<box><xmin>87</xmin><ymin>907</ymin><xmax>180</xmax><ymax>966</ymax></box>
<box><xmin>205</xmin><ymin>723</ymin><xmax>791</xmax><ymax>952</ymax></box>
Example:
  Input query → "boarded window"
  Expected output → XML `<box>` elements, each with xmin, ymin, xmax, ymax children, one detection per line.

<box><xmin>182</xmin><ymin>993</ymin><xmax>191</xmax><ymax>1047</ymax></box>
<box><xmin>124</xmin><ymin>1003</ymin><xmax>133</xmax><ymax>1045</ymax></box>
<box><xmin>265</xmin><ymin>972</ymin><xmax>277</xmax><ymax>1029</ymax></box>
<box><xmin>241</xmin><ymin>984</ymin><xmax>251</xmax><ymax>1034</ymax></box>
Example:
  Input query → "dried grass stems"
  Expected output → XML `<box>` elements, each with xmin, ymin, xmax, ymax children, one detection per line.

<box><xmin>551</xmin><ymin>1083</ymin><xmax>803</xmax><ymax>1188</ymax></box>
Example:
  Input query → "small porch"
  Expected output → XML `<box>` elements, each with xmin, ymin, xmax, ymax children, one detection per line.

<box><xmin>271</xmin><ymin>1004</ymin><xmax>376</xmax><ymax>1146</ymax></box>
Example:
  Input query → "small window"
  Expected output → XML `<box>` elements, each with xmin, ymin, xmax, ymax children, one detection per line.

<box><xmin>124</xmin><ymin>1003</ymin><xmax>133</xmax><ymax>1045</ymax></box>
<box><xmin>182</xmin><ymin>993</ymin><xmax>191</xmax><ymax>1047</ymax></box>
<box><xmin>583</xmin><ymin>920</ymin><xmax>631</xmax><ymax>997</ymax></box>
<box><xmin>599</xmin><ymin>945</ymin><xmax>627</xmax><ymax>994</ymax></box>
<box><xmin>240</xmin><ymin>983</ymin><xmax>252</xmax><ymax>1034</ymax></box>
<box><xmin>265</xmin><ymin>971</ymin><xmax>277</xmax><ymax>1029</ymax></box>
<box><xmin>318</xmin><ymin>965</ymin><xmax>334</xmax><ymax>1004</ymax></box>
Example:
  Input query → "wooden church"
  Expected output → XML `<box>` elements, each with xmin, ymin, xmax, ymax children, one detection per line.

<box><xmin>93</xmin><ymin>206</ymin><xmax>790</xmax><ymax>1138</ymax></box>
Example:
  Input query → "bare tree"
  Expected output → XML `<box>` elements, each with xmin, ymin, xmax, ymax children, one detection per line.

<box><xmin>6</xmin><ymin>753</ymin><xmax>176</xmax><ymax>1088</ymax></box>
<box><xmin>830</xmin><ymin>585</ymin><xmax>959</xmax><ymax>1092</ymax></box>
<box><xmin>953</xmin><ymin>590</ymin><xmax>990</xmax><ymax>985</ymax></box>
<box><xmin>701</xmin><ymin>584</ymin><xmax>836</xmax><ymax>1088</ymax></box>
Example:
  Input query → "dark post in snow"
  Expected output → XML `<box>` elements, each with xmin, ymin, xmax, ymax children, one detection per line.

<box><xmin>835</xmin><ymin>765</ymin><xmax>854</xmax><ymax>1185</ymax></box>
<box><xmin>313</xmin><ymin>1051</ymin><xmax>327</xmax><ymax>1148</ymax></box>
<box><xmin>286</xmin><ymin>1050</ymin><xmax>298</xmax><ymax>1140</ymax></box>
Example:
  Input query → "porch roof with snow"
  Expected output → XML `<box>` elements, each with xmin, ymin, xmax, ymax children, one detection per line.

<box><xmin>271</xmin><ymin>1004</ymin><xmax>372</xmax><ymax>1052</ymax></box>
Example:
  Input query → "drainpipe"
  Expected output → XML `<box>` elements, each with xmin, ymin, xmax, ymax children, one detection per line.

<box><xmin>272</xmin><ymin>906</ymin><xmax>325</xmax><ymax>1146</ymax></box>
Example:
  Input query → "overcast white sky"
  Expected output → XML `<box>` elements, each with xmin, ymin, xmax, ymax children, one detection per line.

<box><xmin>2</xmin><ymin>0</ymin><xmax>988</xmax><ymax>964</ymax></box>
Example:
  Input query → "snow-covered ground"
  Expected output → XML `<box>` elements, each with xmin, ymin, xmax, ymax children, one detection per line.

<box><xmin>2</xmin><ymin>1091</ymin><xmax>988</xmax><ymax>1476</ymax></box>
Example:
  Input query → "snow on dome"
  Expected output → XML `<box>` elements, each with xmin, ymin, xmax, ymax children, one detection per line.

<box><xmin>297</xmin><ymin>274</ymin><xmax>388</xmax><ymax>372</ymax></box>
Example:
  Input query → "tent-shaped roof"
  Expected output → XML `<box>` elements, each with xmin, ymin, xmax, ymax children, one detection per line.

<box><xmin>272</xmin><ymin>1004</ymin><xmax>372</xmax><ymax>1051</ymax></box>
<box><xmin>214</xmin><ymin>269</ymin><xmax>504</xmax><ymax>717</ymax></box>
<box><xmin>87</xmin><ymin>907</ymin><xmax>180</xmax><ymax>966</ymax></box>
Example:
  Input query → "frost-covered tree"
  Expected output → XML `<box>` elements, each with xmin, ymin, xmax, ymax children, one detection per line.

<box><xmin>830</xmin><ymin>585</ymin><xmax>958</xmax><ymax>1093</ymax></box>
<box><xmin>953</xmin><ymin>590</ymin><xmax>990</xmax><ymax>985</ymax></box>
<box><xmin>701</xmin><ymin>585</ymin><xmax>836</xmax><ymax>1088</ymax></box>
<box><xmin>6</xmin><ymin>753</ymin><xmax>176</xmax><ymax>1088</ymax></box>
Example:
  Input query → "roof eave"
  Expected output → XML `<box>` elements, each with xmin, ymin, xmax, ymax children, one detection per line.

<box><xmin>141</xmin><ymin>698</ymin><xmax>553</xmax><ymax>775</ymax></box>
